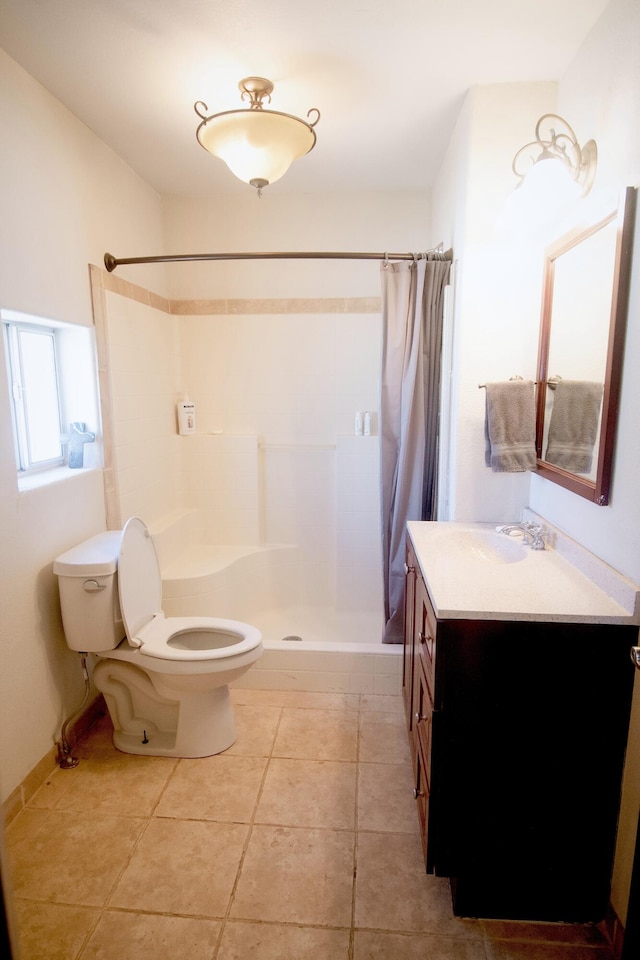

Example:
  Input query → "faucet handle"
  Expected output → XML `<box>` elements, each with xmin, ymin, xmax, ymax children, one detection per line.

<box><xmin>530</xmin><ymin>525</ymin><xmax>547</xmax><ymax>550</ymax></box>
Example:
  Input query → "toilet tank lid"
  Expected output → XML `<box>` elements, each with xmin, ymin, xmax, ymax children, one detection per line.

<box><xmin>53</xmin><ymin>530</ymin><xmax>122</xmax><ymax>577</ymax></box>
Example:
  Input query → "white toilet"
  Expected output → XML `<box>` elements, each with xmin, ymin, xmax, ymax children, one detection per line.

<box><xmin>53</xmin><ymin>517</ymin><xmax>262</xmax><ymax>758</ymax></box>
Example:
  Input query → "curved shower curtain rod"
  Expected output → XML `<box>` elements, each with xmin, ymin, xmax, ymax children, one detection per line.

<box><xmin>103</xmin><ymin>247</ymin><xmax>452</xmax><ymax>273</ymax></box>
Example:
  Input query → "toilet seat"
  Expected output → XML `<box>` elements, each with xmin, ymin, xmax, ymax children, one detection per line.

<box><xmin>118</xmin><ymin>517</ymin><xmax>261</xmax><ymax>662</ymax></box>
<box><xmin>135</xmin><ymin>613</ymin><xmax>262</xmax><ymax>661</ymax></box>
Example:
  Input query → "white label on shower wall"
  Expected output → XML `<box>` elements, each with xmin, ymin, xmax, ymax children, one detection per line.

<box><xmin>177</xmin><ymin>401</ymin><xmax>196</xmax><ymax>435</ymax></box>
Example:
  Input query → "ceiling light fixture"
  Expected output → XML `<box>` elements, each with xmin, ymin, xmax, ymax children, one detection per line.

<box><xmin>194</xmin><ymin>77</ymin><xmax>320</xmax><ymax>196</ymax></box>
<box><xmin>512</xmin><ymin>113</ymin><xmax>598</xmax><ymax>198</ymax></box>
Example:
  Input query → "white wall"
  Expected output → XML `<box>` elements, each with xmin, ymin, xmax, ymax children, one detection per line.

<box><xmin>435</xmin><ymin>81</ymin><xmax>558</xmax><ymax>522</ymax></box>
<box><xmin>530</xmin><ymin>0</ymin><xmax>640</xmax><ymax>585</ymax></box>
<box><xmin>0</xmin><ymin>50</ymin><xmax>166</xmax><ymax>803</ymax></box>
<box><xmin>162</xmin><ymin>191</ymin><xmax>433</xmax><ymax>300</ymax></box>
<box><xmin>533</xmin><ymin>0</ymin><xmax>640</xmax><ymax>925</ymax></box>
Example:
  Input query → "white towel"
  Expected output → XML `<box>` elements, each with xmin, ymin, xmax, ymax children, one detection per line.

<box><xmin>484</xmin><ymin>380</ymin><xmax>537</xmax><ymax>473</ymax></box>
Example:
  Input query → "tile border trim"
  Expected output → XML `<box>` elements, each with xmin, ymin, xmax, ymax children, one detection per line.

<box><xmin>98</xmin><ymin>267</ymin><xmax>381</xmax><ymax>314</ymax></box>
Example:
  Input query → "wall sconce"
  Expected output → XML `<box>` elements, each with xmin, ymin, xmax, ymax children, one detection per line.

<box><xmin>512</xmin><ymin>113</ymin><xmax>598</xmax><ymax>199</ymax></box>
<box><xmin>194</xmin><ymin>77</ymin><xmax>320</xmax><ymax>196</ymax></box>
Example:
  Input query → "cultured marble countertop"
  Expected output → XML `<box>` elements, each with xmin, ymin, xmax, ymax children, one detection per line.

<box><xmin>407</xmin><ymin>520</ymin><xmax>640</xmax><ymax>625</ymax></box>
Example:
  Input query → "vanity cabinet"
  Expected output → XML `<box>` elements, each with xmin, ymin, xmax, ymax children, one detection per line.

<box><xmin>403</xmin><ymin>533</ymin><xmax>636</xmax><ymax>923</ymax></box>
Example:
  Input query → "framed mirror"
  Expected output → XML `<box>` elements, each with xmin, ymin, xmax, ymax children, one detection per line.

<box><xmin>535</xmin><ymin>186</ymin><xmax>636</xmax><ymax>504</ymax></box>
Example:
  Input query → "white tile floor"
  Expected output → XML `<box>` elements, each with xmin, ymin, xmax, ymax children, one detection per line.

<box><xmin>5</xmin><ymin>689</ymin><xmax>615</xmax><ymax>960</ymax></box>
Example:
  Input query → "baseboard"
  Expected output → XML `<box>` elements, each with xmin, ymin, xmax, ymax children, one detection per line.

<box><xmin>603</xmin><ymin>901</ymin><xmax>626</xmax><ymax>959</ymax></box>
<box><xmin>2</xmin><ymin>695</ymin><xmax>106</xmax><ymax>827</ymax></box>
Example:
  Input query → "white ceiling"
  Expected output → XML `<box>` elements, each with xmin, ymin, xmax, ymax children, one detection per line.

<box><xmin>0</xmin><ymin>0</ymin><xmax>611</xmax><ymax>197</ymax></box>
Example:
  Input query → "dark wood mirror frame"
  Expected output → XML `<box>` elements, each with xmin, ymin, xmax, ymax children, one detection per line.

<box><xmin>535</xmin><ymin>185</ymin><xmax>637</xmax><ymax>505</ymax></box>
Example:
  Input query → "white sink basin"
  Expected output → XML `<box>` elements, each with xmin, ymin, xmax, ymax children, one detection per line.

<box><xmin>446</xmin><ymin>529</ymin><xmax>527</xmax><ymax>564</ymax></box>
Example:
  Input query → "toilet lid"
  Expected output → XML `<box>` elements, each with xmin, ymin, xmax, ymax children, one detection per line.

<box><xmin>118</xmin><ymin>517</ymin><xmax>162</xmax><ymax>645</ymax></box>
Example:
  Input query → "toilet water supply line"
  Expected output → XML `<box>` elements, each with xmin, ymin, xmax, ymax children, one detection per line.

<box><xmin>58</xmin><ymin>653</ymin><xmax>91</xmax><ymax>769</ymax></box>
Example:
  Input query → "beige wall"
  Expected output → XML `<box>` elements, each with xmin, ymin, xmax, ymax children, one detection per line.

<box><xmin>162</xmin><ymin>191</ymin><xmax>433</xmax><ymax>300</ymax></box>
<box><xmin>0</xmin><ymin>50</ymin><xmax>166</xmax><ymax>802</ymax></box>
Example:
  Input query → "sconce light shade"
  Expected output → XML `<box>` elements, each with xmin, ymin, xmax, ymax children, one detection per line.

<box><xmin>195</xmin><ymin>78</ymin><xmax>320</xmax><ymax>195</ymax></box>
<box><xmin>512</xmin><ymin>114</ymin><xmax>597</xmax><ymax>198</ymax></box>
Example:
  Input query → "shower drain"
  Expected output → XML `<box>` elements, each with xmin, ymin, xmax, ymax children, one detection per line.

<box><xmin>282</xmin><ymin>635</ymin><xmax>303</xmax><ymax>642</ymax></box>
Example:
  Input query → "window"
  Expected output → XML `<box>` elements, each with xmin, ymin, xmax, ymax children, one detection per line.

<box><xmin>2</xmin><ymin>309</ymin><xmax>100</xmax><ymax>484</ymax></box>
<box><xmin>3</xmin><ymin>319</ymin><xmax>64</xmax><ymax>472</ymax></box>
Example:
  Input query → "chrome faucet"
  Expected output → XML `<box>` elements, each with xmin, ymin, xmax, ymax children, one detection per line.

<box><xmin>496</xmin><ymin>521</ymin><xmax>546</xmax><ymax>550</ymax></box>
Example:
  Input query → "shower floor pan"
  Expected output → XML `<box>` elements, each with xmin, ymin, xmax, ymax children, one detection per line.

<box><xmin>236</xmin><ymin>605</ymin><xmax>401</xmax><ymax>696</ymax></box>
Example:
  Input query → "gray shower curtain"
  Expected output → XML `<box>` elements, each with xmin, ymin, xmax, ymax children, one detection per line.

<box><xmin>380</xmin><ymin>253</ymin><xmax>452</xmax><ymax>644</ymax></box>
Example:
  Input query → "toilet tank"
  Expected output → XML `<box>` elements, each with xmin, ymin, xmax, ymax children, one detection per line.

<box><xmin>53</xmin><ymin>531</ymin><xmax>125</xmax><ymax>652</ymax></box>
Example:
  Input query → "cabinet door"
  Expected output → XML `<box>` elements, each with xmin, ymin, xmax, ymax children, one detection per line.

<box><xmin>441</xmin><ymin>618</ymin><xmax>637</xmax><ymax>921</ymax></box>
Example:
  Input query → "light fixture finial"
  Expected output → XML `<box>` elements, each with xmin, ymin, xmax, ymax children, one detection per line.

<box><xmin>238</xmin><ymin>77</ymin><xmax>274</xmax><ymax>109</ymax></box>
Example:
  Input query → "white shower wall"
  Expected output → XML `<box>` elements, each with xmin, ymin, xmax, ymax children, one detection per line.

<box><xmin>99</xmin><ymin>280</ymin><xmax>383</xmax><ymax>618</ymax></box>
<box><xmin>178</xmin><ymin>309</ymin><xmax>383</xmax><ymax>613</ymax></box>
<box><xmin>103</xmin><ymin>289</ymin><xmax>183</xmax><ymax>524</ymax></box>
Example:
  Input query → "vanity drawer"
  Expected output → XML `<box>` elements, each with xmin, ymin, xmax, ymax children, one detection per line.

<box><xmin>416</xmin><ymin>575</ymin><xmax>437</xmax><ymax>695</ymax></box>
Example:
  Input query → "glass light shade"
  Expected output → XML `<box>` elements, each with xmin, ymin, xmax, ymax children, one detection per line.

<box><xmin>521</xmin><ymin>153</ymin><xmax>582</xmax><ymax>207</ymax></box>
<box><xmin>197</xmin><ymin>110</ymin><xmax>316</xmax><ymax>185</ymax></box>
<box><xmin>496</xmin><ymin>155</ymin><xmax>582</xmax><ymax>239</ymax></box>
<box><xmin>501</xmin><ymin>154</ymin><xmax>581</xmax><ymax>233</ymax></box>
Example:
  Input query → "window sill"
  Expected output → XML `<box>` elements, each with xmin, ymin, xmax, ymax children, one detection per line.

<box><xmin>17</xmin><ymin>465</ymin><xmax>100</xmax><ymax>493</ymax></box>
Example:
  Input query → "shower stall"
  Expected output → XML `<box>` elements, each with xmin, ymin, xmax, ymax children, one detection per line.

<box><xmin>93</xmin><ymin>266</ymin><xmax>401</xmax><ymax>693</ymax></box>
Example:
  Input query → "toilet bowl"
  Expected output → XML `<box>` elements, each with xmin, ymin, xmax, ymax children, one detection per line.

<box><xmin>53</xmin><ymin>517</ymin><xmax>263</xmax><ymax>757</ymax></box>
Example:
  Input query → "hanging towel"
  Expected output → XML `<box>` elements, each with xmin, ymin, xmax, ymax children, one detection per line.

<box><xmin>484</xmin><ymin>380</ymin><xmax>537</xmax><ymax>472</ymax></box>
<box><xmin>545</xmin><ymin>380</ymin><xmax>603</xmax><ymax>474</ymax></box>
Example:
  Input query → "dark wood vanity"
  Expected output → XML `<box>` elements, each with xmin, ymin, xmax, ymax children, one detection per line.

<box><xmin>404</xmin><ymin>530</ymin><xmax>637</xmax><ymax>922</ymax></box>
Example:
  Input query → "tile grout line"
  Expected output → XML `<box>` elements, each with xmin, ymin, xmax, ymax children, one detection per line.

<box><xmin>150</xmin><ymin>758</ymin><xmax>182</xmax><ymax>816</ymax></box>
<box><xmin>210</xmin><ymin>705</ymin><xmax>286</xmax><ymax>959</ymax></box>
<box><xmin>76</xmin><ymin>750</ymin><xmax>182</xmax><ymax>958</ymax></box>
<box><xmin>348</xmin><ymin>695</ymin><xmax>363</xmax><ymax>960</ymax></box>
<box><xmin>74</xmin><ymin>904</ymin><xmax>103</xmax><ymax>960</ymax></box>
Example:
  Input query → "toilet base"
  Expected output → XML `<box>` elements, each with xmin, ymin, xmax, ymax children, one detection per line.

<box><xmin>113</xmin><ymin>729</ymin><xmax>179</xmax><ymax>757</ymax></box>
<box><xmin>94</xmin><ymin>658</ymin><xmax>238</xmax><ymax>758</ymax></box>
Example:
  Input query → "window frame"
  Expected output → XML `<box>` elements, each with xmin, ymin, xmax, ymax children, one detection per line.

<box><xmin>3</xmin><ymin>318</ymin><xmax>65</xmax><ymax>473</ymax></box>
